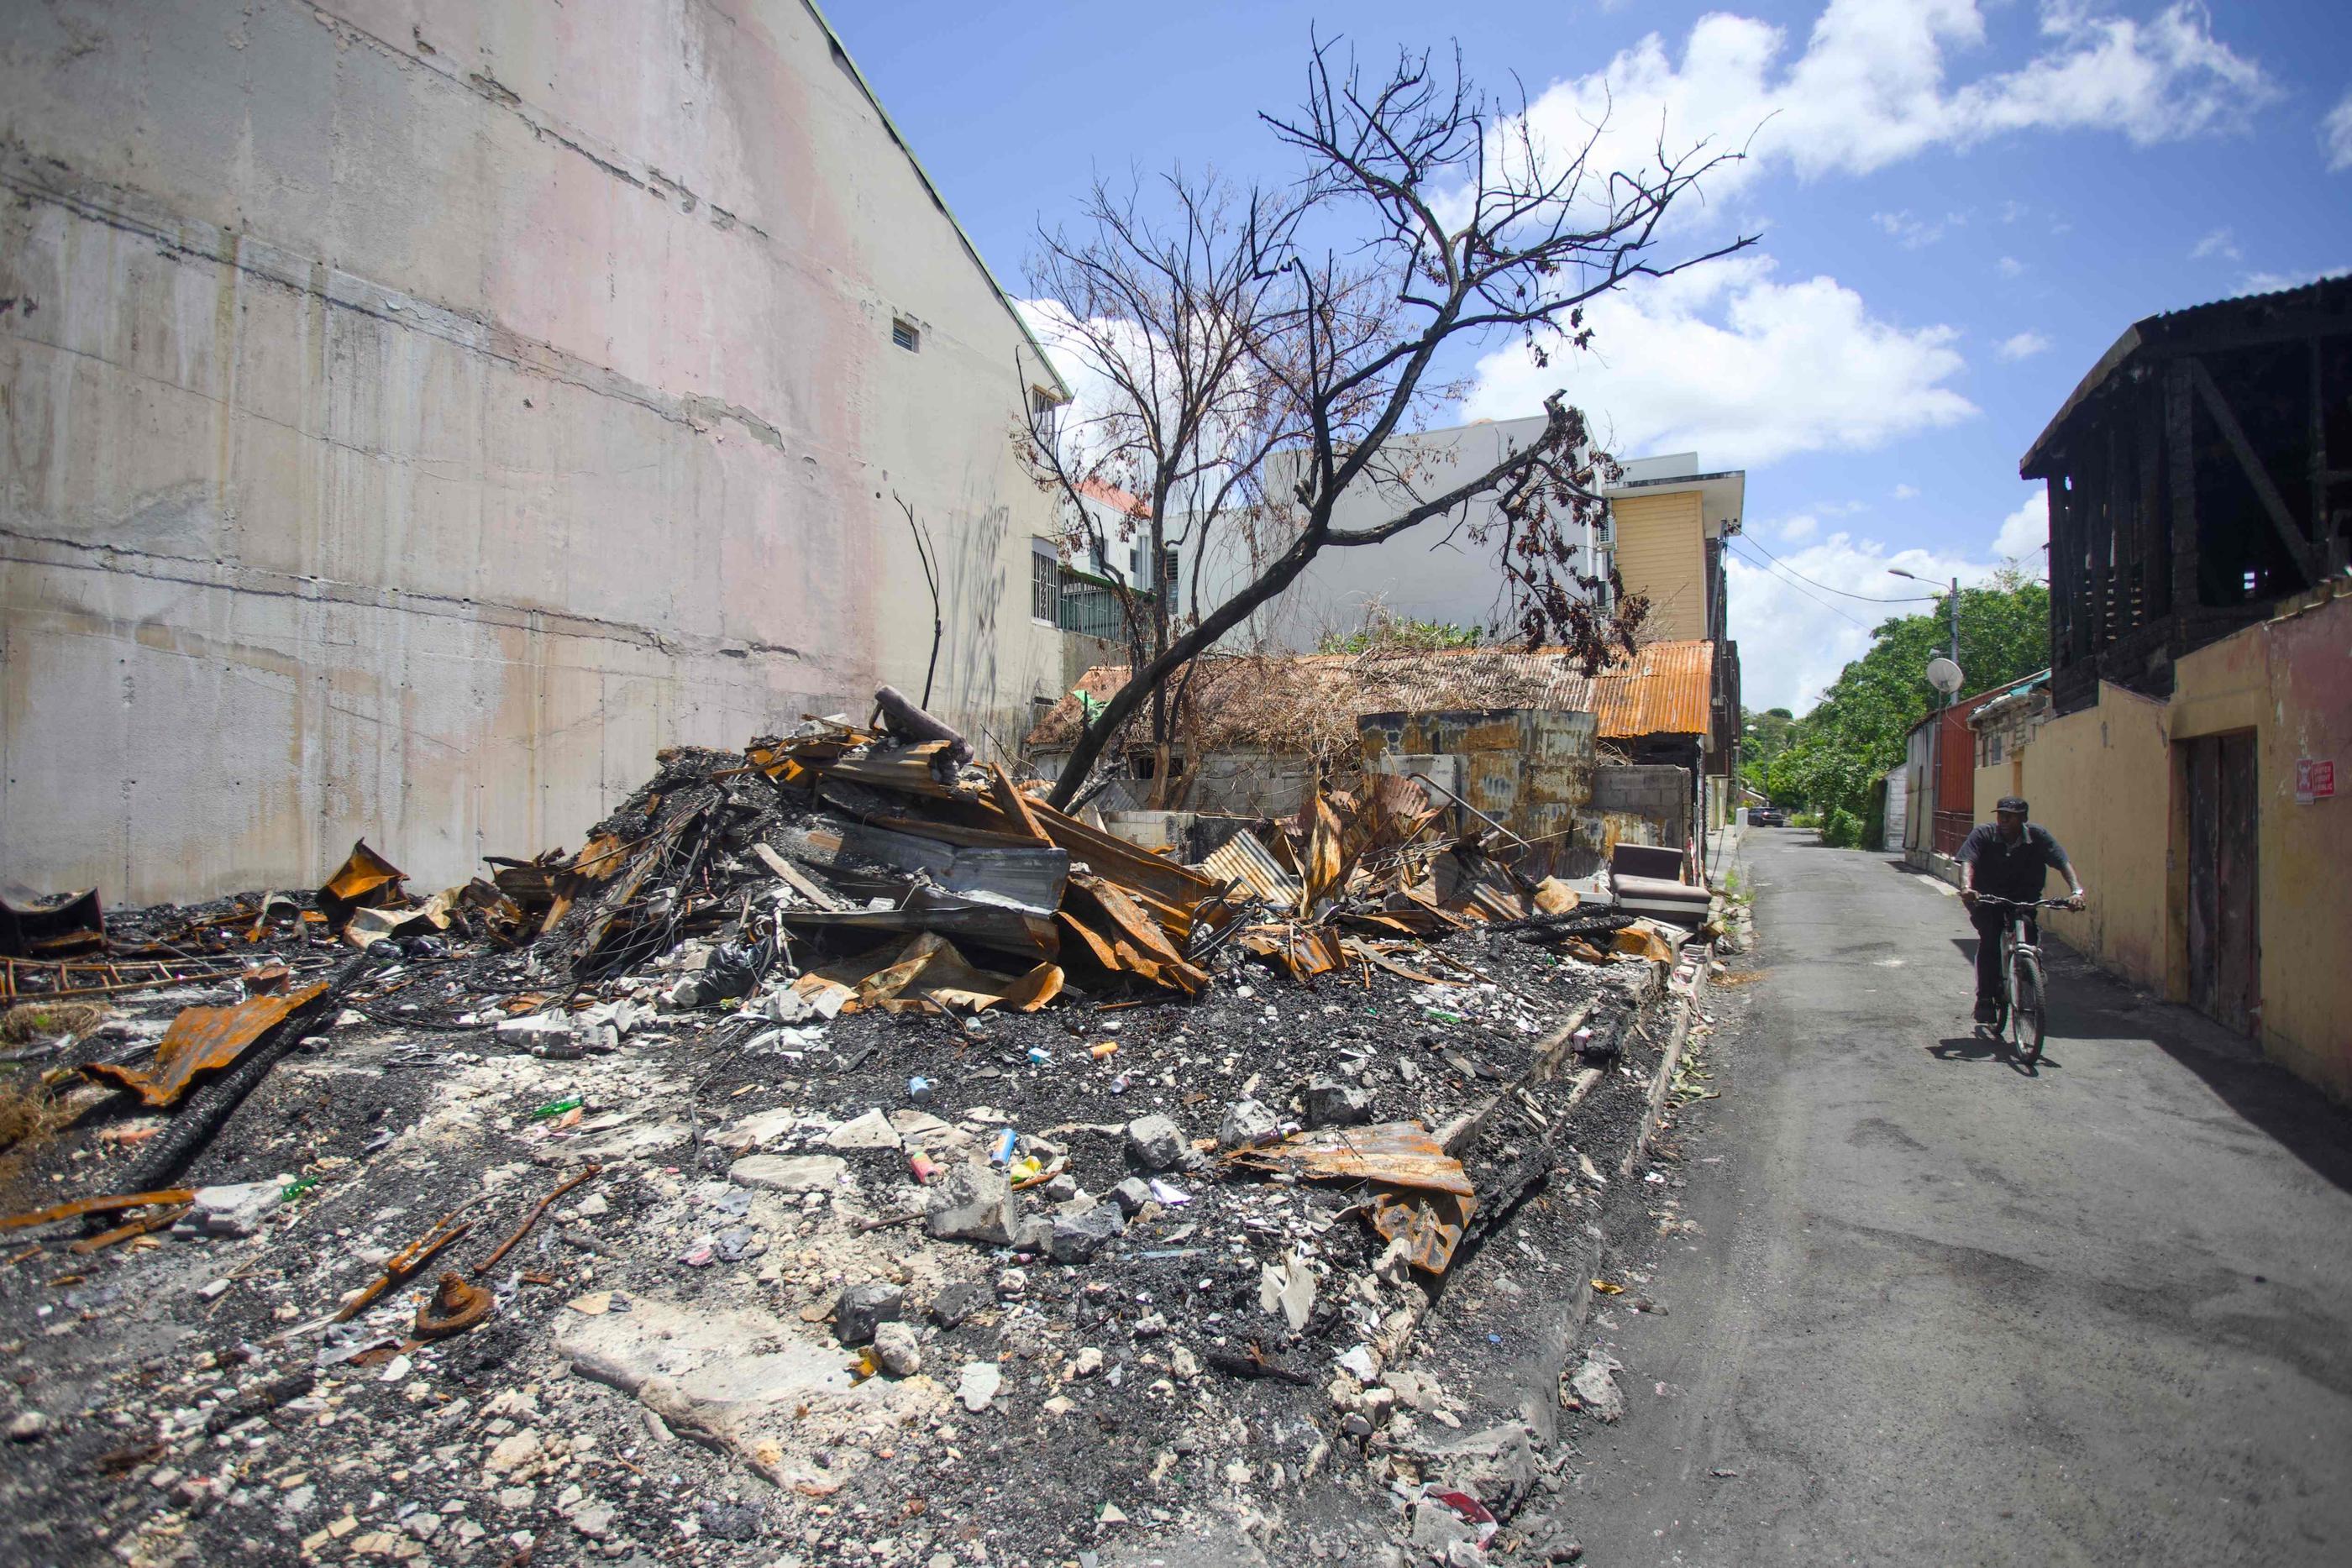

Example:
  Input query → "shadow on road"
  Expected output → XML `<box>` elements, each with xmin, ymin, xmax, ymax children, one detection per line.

<box><xmin>2037</xmin><ymin>951</ymin><xmax>2352</xmax><ymax>1198</ymax></box>
<box><xmin>1926</xmin><ymin>1034</ymin><xmax>2060</xmax><ymax>1076</ymax></box>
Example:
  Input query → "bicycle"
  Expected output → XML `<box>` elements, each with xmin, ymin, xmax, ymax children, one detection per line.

<box><xmin>1973</xmin><ymin>894</ymin><xmax>2075</xmax><ymax>1064</ymax></box>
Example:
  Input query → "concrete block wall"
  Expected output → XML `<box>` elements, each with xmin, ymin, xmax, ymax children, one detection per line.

<box><xmin>0</xmin><ymin>0</ymin><xmax>1068</xmax><ymax>903</ymax></box>
<box><xmin>1590</xmin><ymin>764</ymin><xmax>1692</xmax><ymax>846</ymax></box>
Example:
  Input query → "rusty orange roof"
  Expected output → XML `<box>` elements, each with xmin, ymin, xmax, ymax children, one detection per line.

<box><xmin>1023</xmin><ymin>641</ymin><xmax>1715</xmax><ymax>756</ymax></box>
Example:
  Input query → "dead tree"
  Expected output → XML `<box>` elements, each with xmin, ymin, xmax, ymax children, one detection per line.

<box><xmin>1023</xmin><ymin>36</ymin><xmax>1751</xmax><ymax>811</ymax></box>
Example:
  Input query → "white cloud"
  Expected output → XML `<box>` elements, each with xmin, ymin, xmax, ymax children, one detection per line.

<box><xmin>1892</xmin><ymin>482</ymin><xmax>1920</xmax><ymax>500</ymax></box>
<box><xmin>1780</xmin><ymin>514</ymin><xmax>1820</xmax><ymax>542</ymax></box>
<box><xmin>2190</xmin><ymin>226</ymin><xmax>2240</xmax><ymax>260</ymax></box>
<box><xmin>2325</xmin><ymin>87</ymin><xmax>2352</xmax><ymax>171</ymax></box>
<box><xmin>1994</xmin><ymin>490</ymin><xmax>2049</xmax><ymax>559</ymax></box>
<box><xmin>1996</xmin><ymin>255</ymin><xmax>2028</xmax><ymax>277</ymax></box>
<box><xmin>1729</xmin><ymin>530</ymin><xmax>2020</xmax><ymax>711</ymax></box>
<box><xmin>2237</xmin><ymin>265</ymin><xmax>2351</xmax><ymax>294</ymax></box>
<box><xmin>1499</xmin><ymin>1</ymin><xmax>2271</xmax><ymax>215</ymax></box>
<box><xmin>1997</xmin><ymin>330</ymin><xmax>2051</xmax><ymax>361</ymax></box>
<box><xmin>1730</xmin><ymin>487</ymin><xmax>2050</xmax><ymax>709</ymax></box>
<box><xmin>1463</xmin><ymin>254</ymin><xmax>1976</xmax><ymax>465</ymax></box>
<box><xmin>1872</xmin><ymin>209</ymin><xmax>1966</xmax><ymax>248</ymax></box>
<box><xmin>1998</xmin><ymin>199</ymin><xmax>2029</xmax><ymax>223</ymax></box>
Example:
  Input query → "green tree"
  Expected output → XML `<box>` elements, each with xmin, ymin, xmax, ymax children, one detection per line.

<box><xmin>1768</xmin><ymin>570</ymin><xmax>2049</xmax><ymax>836</ymax></box>
<box><xmin>1739</xmin><ymin>705</ymin><xmax>1796</xmax><ymax>800</ymax></box>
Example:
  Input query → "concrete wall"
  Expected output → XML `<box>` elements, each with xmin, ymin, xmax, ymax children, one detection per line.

<box><xmin>2004</xmin><ymin>590</ymin><xmax>2352</xmax><ymax>1101</ymax></box>
<box><xmin>1610</xmin><ymin>490</ymin><xmax>1705</xmax><ymax>641</ymax></box>
<box><xmin>2013</xmin><ymin>684</ymin><xmax>2172</xmax><ymax>988</ymax></box>
<box><xmin>1357</xmin><ymin>708</ymin><xmax>1599</xmax><ymax>847</ymax></box>
<box><xmin>0</xmin><ymin>0</ymin><xmax>1068</xmax><ymax>904</ymax></box>
<box><xmin>1590</xmin><ymin>764</ymin><xmax>1691</xmax><ymax>847</ymax></box>
<box><xmin>1190</xmin><ymin>414</ymin><xmax>1588</xmax><ymax>652</ymax></box>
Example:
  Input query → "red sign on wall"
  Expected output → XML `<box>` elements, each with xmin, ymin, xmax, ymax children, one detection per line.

<box><xmin>2295</xmin><ymin>758</ymin><xmax>2335</xmax><ymax>804</ymax></box>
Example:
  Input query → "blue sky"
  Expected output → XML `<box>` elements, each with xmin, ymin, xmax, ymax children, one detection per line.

<box><xmin>846</xmin><ymin>1</ymin><xmax>2352</xmax><ymax>711</ymax></box>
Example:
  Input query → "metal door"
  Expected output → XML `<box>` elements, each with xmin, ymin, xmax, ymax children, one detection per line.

<box><xmin>2185</xmin><ymin>732</ymin><xmax>2260</xmax><ymax>1035</ymax></box>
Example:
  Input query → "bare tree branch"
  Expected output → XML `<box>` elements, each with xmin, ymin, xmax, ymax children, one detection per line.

<box><xmin>1021</xmin><ymin>34</ymin><xmax>1756</xmax><ymax>810</ymax></box>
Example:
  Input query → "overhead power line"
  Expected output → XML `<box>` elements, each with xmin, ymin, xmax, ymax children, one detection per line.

<box><xmin>1735</xmin><ymin>532</ymin><xmax>1945</xmax><ymax>604</ymax></box>
<box><xmin>1725</xmin><ymin>542</ymin><xmax>1877</xmax><ymax>632</ymax></box>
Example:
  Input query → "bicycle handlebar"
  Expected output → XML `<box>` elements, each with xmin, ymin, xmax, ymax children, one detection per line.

<box><xmin>1971</xmin><ymin>894</ymin><xmax>2080</xmax><ymax>909</ymax></box>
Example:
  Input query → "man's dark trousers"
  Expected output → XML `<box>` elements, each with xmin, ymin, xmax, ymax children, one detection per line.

<box><xmin>1971</xmin><ymin>904</ymin><xmax>2036</xmax><ymax>1002</ymax></box>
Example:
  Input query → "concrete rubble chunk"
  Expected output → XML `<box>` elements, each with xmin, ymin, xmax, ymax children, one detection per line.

<box><xmin>1217</xmin><ymin>1098</ymin><xmax>1281</xmax><ymax>1149</ymax></box>
<box><xmin>1410</xmin><ymin>1496</ymin><xmax>1477</xmax><ymax>1554</ymax></box>
<box><xmin>727</xmin><ymin>1153</ymin><xmax>846</xmax><ymax>1193</ymax></box>
<box><xmin>1049</xmin><ymin>1201</ymin><xmax>1124</xmax><ymax>1263</ymax></box>
<box><xmin>1567</xmin><ymin>1350</ymin><xmax>1625</xmax><ymax>1423</ymax></box>
<box><xmin>1260</xmin><ymin>1251</ymin><xmax>1316</xmax><ymax>1333</ymax></box>
<box><xmin>824</xmin><ymin>1108</ymin><xmax>901</xmax><ymax>1151</ymax></box>
<box><xmin>871</xmin><ymin>1321</ymin><xmax>921</xmax><ymax>1377</ymax></box>
<box><xmin>189</xmin><ymin>1181</ymin><xmax>281</xmax><ymax>1239</ymax></box>
<box><xmin>956</xmin><ymin>1361</ymin><xmax>1001</xmax><ymax>1413</ymax></box>
<box><xmin>928</xmin><ymin>1282</ymin><xmax>990</xmax><ymax>1328</ymax></box>
<box><xmin>1402</xmin><ymin>1422</ymin><xmax>1542</xmax><ymax>1504</ymax></box>
<box><xmin>835</xmin><ymin>1283</ymin><xmax>904</xmax><ymax>1347</ymax></box>
<box><xmin>926</xmin><ymin>1162</ymin><xmax>1017</xmax><ymax>1246</ymax></box>
<box><xmin>1124</xmin><ymin>1114</ymin><xmax>1187</xmax><ymax>1171</ymax></box>
<box><xmin>1334</xmin><ymin>1344</ymin><xmax>1382</xmax><ymax>1383</ymax></box>
<box><xmin>1303</xmin><ymin>1078</ymin><xmax>1373</xmax><ymax>1128</ymax></box>
<box><xmin>1109</xmin><ymin>1176</ymin><xmax>1155</xmax><ymax>1216</ymax></box>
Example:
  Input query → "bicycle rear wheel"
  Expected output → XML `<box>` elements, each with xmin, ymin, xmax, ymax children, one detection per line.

<box><xmin>2008</xmin><ymin>950</ymin><xmax>2046</xmax><ymax>1064</ymax></box>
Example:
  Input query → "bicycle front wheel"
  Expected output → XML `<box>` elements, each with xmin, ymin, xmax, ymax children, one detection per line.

<box><xmin>2008</xmin><ymin>950</ymin><xmax>2046</xmax><ymax>1063</ymax></box>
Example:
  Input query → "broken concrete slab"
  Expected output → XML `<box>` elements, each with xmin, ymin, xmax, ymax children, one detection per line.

<box><xmin>726</xmin><ymin>1154</ymin><xmax>847</xmax><ymax>1194</ymax></box>
<box><xmin>557</xmin><ymin>1296</ymin><xmax>945</xmax><ymax>1493</ymax></box>
<box><xmin>709</xmin><ymin>1108</ymin><xmax>801</xmax><ymax>1155</ymax></box>
<box><xmin>824</xmin><ymin>1108</ymin><xmax>901</xmax><ymax>1151</ymax></box>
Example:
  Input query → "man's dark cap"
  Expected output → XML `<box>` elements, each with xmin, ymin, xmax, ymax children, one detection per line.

<box><xmin>1995</xmin><ymin>796</ymin><xmax>2029</xmax><ymax>814</ymax></box>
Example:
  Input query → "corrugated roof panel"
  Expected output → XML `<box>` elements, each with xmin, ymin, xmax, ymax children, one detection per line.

<box><xmin>1025</xmin><ymin>641</ymin><xmax>1717</xmax><ymax>753</ymax></box>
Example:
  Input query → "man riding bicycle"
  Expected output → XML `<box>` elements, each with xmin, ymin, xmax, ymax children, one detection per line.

<box><xmin>1957</xmin><ymin>797</ymin><xmax>2086</xmax><ymax>1025</ymax></box>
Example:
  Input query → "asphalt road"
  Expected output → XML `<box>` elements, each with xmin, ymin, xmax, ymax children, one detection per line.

<box><xmin>1562</xmin><ymin>827</ymin><xmax>2352</xmax><ymax>1567</ymax></box>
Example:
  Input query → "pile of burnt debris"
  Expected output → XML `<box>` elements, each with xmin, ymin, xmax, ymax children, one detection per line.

<box><xmin>0</xmin><ymin>690</ymin><xmax>1717</xmax><ymax>1568</ymax></box>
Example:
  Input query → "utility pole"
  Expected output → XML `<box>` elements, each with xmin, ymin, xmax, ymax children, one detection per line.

<box><xmin>1945</xmin><ymin>574</ymin><xmax>1960</xmax><ymax>699</ymax></box>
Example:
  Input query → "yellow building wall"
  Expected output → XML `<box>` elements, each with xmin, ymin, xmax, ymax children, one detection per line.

<box><xmin>2003</xmin><ymin>590</ymin><xmax>2352</xmax><ymax>1102</ymax></box>
<box><xmin>1613</xmin><ymin>490</ymin><xmax>1706</xmax><ymax>642</ymax></box>
<box><xmin>2011</xmin><ymin>684</ymin><xmax>2173</xmax><ymax>990</ymax></box>
<box><xmin>2168</xmin><ymin>591</ymin><xmax>2352</xmax><ymax>1098</ymax></box>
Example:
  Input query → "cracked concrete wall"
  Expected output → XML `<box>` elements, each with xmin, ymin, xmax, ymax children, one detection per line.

<box><xmin>0</xmin><ymin>0</ymin><xmax>1068</xmax><ymax>904</ymax></box>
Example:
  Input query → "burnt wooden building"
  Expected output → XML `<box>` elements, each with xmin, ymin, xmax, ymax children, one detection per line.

<box><xmin>2019</xmin><ymin>277</ymin><xmax>2351</xmax><ymax>715</ymax></box>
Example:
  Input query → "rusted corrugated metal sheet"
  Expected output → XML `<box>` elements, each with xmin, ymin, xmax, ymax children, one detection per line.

<box><xmin>1582</xmin><ymin>641</ymin><xmax>1715</xmax><ymax>739</ymax></box>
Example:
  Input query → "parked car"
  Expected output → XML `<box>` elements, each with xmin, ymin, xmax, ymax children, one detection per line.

<box><xmin>1750</xmin><ymin>806</ymin><xmax>1788</xmax><ymax>826</ymax></box>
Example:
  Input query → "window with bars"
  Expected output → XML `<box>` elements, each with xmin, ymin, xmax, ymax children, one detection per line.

<box><xmin>1030</xmin><ymin>545</ymin><xmax>1058</xmax><ymax>623</ymax></box>
<box><xmin>892</xmin><ymin>317</ymin><xmax>921</xmax><ymax>352</ymax></box>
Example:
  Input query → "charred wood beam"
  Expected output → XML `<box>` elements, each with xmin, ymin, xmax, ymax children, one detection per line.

<box><xmin>2187</xmin><ymin>356</ymin><xmax>2324</xmax><ymax>583</ymax></box>
<box><xmin>2137</xmin><ymin>375</ymin><xmax>2166</xmax><ymax>619</ymax></box>
<box><xmin>2313</xmin><ymin>340</ymin><xmax>2332</xmax><ymax>560</ymax></box>
<box><xmin>2166</xmin><ymin>364</ymin><xmax>2201</xmax><ymax>611</ymax></box>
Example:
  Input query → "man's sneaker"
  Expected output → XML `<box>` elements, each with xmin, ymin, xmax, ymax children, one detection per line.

<box><xmin>1972</xmin><ymin>999</ymin><xmax>1999</xmax><ymax>1025</ymax></box>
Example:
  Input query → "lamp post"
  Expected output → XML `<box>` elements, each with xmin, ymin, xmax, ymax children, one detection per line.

<box><xmin>1889</xmin><ymin>569</ymin><xmax>1961</xmax><ymax>703</ymax></box>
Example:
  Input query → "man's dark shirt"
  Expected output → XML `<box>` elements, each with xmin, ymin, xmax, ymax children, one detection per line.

<box><xmin>1958</xmin><ymin>821</ymin><xmax>2071</xmax><ymax>901</ymax></box>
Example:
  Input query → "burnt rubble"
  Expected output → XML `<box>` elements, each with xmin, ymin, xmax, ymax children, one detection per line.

<box><xmin>0</xmin><ymin>710</ymin><xmax>1719</xmax><ymax>1566</ymax></box>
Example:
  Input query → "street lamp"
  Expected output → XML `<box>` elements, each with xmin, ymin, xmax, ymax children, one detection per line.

<box><xmin>1890</xmin><ymin>568</ymin><xmax>1962</xmax><ymax>702</ymax></box>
